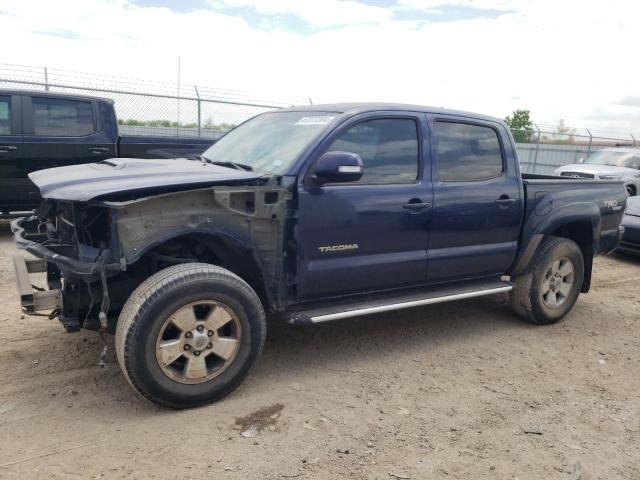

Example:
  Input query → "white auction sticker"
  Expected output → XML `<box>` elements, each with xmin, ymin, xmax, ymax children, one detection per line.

<box><xmin>295</xmin><ymin>116</ymin><xmax>335</xmax><ymax>126</ymax></box>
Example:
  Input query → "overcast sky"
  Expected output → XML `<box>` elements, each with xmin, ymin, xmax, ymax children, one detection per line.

<box><xmin>1</xmin><ymin>0</ymin><xmax>639</xmax><ymax>136</ymax></box>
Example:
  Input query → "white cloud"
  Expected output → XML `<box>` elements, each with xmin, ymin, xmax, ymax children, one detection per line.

<box><xmin>210</xmin><ymin>0</ymin><xmax>392</xmax><ymax>27</ymax></box>
<box><xmin>396</xmin><ymin>0</ymin><xmax>521</xmax><ymax>10</ymax></box>
<box><xmin>0</xmin><ymin>0</ymin><xmax>638</xmax><ymax>134</ymax></box>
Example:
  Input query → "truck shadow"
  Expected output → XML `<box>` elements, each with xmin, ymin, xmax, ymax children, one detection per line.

<box><xmin>609</xmin><ymin>251</ymin><xmax>640</xmax><ymax>265</ymax></box>
<box><xmin>256</xmin><ymin>294</ymin><xmax>527</xmax><ymax>379</ymax></box>
<box><xmin>88</xmin><ymin>293</ymin><xmax>529</xmax><ymax>416</ymax></box>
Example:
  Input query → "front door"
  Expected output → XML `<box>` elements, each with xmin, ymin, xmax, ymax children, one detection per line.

<box><xmin>426</xmin><ymin>117</ymin><xmax>522</xmax><ymax>282</ymax></box>
<box><xmin>296</xmin><ymin>115</ymin><xmax>432</xmax><ymax>300</ymax></box>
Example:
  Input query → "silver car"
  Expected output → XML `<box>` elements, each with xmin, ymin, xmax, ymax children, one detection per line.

<box><xmin>554</xmin><ymin>147</ymin><xmax>640</xmax><ymax>196</ymax></box>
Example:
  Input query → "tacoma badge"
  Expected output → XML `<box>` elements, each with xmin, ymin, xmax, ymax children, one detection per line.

<box><xmin>318</xmin><ymin>244</ymin><xmax>359</xmax><ymax>253</ymax></box>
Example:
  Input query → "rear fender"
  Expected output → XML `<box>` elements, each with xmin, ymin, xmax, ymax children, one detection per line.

<box><xmin>509</xmin><ymin>202</ymin><xmax>600</xmax><ymax>292</ymax></box>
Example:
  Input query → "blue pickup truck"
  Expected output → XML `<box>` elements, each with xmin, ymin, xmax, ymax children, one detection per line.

<box><xmin>11</xmin><ymin>103</ymin><xmax>626</xmax><ymax>408</ymax></box>
<box><xmin>0</xmin><ymin>89</ymin><xmax>213</xmax><ymax>215</ymax></box>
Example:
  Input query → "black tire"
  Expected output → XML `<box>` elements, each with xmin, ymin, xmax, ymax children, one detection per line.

<box><xmin>115</xmin><ymin>263</ymin><xmax>266</xmax><ymax>409</ymax></box>
<box><xmin>510</xmin><ymin>236</ymin><xmax>584</xmax><ymax>325</ymax></box>
<box><xmin>626</xmin><ymin>185</ymin><xmax>636</xmax><ymax>197</ymax></box>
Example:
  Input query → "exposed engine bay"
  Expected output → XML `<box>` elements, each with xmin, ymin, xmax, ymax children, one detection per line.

<box><xmin>13</xmin><ymin>179</ymin><xmax>295</xmax><ymax>333</ymax></box>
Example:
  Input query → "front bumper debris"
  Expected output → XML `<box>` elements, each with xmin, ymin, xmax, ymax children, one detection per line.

<box><xmin>12</xmin><ymin>254</ymin><xmax>62</xmax><ymax>314</ymax></box>
<box><xmin>10</xmin><ymin>216</ymin><xmax>122</xmax><ymax>278</ymax></box>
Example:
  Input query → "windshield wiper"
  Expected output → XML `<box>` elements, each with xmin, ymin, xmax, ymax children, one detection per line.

<box><xmin>198</xmin><ymin>156</ymin><xmax>253</xmax><ymax>171</ymax></box>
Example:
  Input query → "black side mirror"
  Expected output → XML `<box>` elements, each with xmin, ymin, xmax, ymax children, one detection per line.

<box><xmin>314</xmin><ymin>151</ymin><xmax>364</xmax><ymax>183</ymax></box>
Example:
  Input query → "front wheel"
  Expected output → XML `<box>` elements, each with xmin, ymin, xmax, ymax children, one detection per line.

<box><xmin>510</xmin><ymin>236</ymin><xmax>584</xmax><ymax>325</ymax></box>
<box><xmin>115</xmin><ymin>263</ymin><xmax>266</xmax><ymax>408</ymax></box>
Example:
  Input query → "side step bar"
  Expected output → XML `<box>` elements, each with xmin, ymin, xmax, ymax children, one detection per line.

<box><xmin>285</xmin><ymin>280</ymin><xmax>512</xmax><ymax>326</ymax></box>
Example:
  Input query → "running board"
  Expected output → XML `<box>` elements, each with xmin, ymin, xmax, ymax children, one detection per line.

<box><xmin>285</xmin><ymin>280</ymin><xmax>512</xmax><ymax>325</ymax></box>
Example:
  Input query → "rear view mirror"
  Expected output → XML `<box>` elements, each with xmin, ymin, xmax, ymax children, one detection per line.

<box><xmin>314</xmin><ymin>151</ymin><xmax>364</xmax><ymax>183</ymax></box>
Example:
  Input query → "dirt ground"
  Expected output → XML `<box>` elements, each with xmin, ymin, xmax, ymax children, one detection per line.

<box><xmin>0</xmin><ymin>223</ymin><xmax>638</xmax><ymax>480</ymax></box>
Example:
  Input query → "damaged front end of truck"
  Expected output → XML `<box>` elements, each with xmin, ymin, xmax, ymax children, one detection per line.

<box><xmin>11</xmin><ymin>158</ymin><xmax>296</xmax><ymax>334</ymax></box>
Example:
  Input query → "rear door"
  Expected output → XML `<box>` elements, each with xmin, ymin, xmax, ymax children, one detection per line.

<box><xmin>21</xmin><ymin>94</ymin><xmax>116</xmax><ymax>176</ymax></box>
<box><xmin>426</xmin><ymin>116</ymin><xmax>522</xmax><ymax>282</ymax></box>
<box><xmin>0</xmin><ymin>94</ymin><xmax>26</xmax><ymax>211</ymax></box>
<box><xmin>296</xmin><ymin>114</ymin><xmax>433</xmax><ymax>300</ymax></box>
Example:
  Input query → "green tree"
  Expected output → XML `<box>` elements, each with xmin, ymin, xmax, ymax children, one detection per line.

<box><xmin>505</xmin><ymin>109</ymin><xmax>535</xmax><ymax>143</ymax></box>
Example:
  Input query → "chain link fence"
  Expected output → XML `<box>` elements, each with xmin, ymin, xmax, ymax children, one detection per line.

<box><xmin>0</xmin><ymin>62</ymin><xmax>638</xmax><ymax>173</ymax></box>
<box><xmin>511</xmin><ymin>126</ymin><xmax>638</xmax><ymax>175</ymax></box>
<box><xmin>0</xmin><ymin>62</ymin><xmax>305</xmax><ymax>139</ymax></box>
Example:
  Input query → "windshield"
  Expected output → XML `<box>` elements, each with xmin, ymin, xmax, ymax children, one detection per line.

<box><xmin>201</xmin><ymin>111</ymin><xmax>336</xmax><ymax>174</ymax></box>
<box><xmin>583</xmin><ymin>150</ymin><xmax>640</xmax><ymax>168</ymax></box>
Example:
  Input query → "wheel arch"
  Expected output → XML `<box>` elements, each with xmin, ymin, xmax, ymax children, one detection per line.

<box><xmin>129</xmin><ymin>231</ymin><xmax>272</xmax><ymax>311</ymax></box>
<box><xmin>625</xmin><ymin>183</ymin><xmax>637</xmax><ymax>196</ymax></box>
<box><xmin>511</xmin><ymin>207</ymin><xmax>598</xmax><ymax>293</ymax></box>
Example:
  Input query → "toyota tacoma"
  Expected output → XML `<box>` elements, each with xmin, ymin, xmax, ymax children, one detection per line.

<box><xmin>10</xmin><ymin>103</ymin><xmax>626</xmax><ymax>408</ymax></box>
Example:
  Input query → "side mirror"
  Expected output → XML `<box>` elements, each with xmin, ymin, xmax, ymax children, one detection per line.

<box><xmin>314</xmin><ymin>151</ymin><xmax>364</xmax><ymax>183</ymax></box>
<box><xmin>578</xmin><ymin>157</ymin><xmax>585</xmax><ymax>163</ymax></box>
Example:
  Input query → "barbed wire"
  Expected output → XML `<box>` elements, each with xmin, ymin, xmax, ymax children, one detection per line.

<box><xmin>0</xmin><ymin>62</ymin><xmax>637</xmax><ymax>149</ymax></box>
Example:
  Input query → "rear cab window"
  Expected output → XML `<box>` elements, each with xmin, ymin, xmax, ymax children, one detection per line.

<box><xmin>0</xmin><ymin>96</ymin><xmax>10</xmax><ymax>135</ymax></box>
<box><xmin>32</xmin><ymin>97</ymin><xmax>95</xmax><ymax>136</ymax></box>
<box><xmin>435</xmin><ymin>121</ymin><xmax>504</xmax><ymax>182</ymax></box>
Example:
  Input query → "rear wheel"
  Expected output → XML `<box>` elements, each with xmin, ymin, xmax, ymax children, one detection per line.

<box><xmin>115</xmin><ymin>263</ymin><xmax>266</xmax><ymax>408</ymax></box>
<box><xmin>510</xmin><ymin>236</ymin><xmax>584</xmax><ymax>325</ymax></box>
<box><xmin>626</xmin><ymin>184</ymin><xmax>636</xmax><ymax>197</ymax></box>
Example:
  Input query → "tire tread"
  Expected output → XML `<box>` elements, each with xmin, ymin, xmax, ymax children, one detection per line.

<box><xmin>510</xmin><ymin>235</ymin><xmax>583</xmax><ymax>325</ymax></box>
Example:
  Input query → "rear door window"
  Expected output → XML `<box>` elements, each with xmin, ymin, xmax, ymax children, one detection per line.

<box><xmin>435</xmin><ymin>121</ymin><xmax>504</xmax><ymax>182</ymax></box>
<box><xmin>32</xmin><ymin>97</ymin><xmax>95</xmax><ymax>136</ymax></box>
<box><xmin>0</xmin><ymin>96</ymin><xmax>10</xmax><ymax>135</ymax></box>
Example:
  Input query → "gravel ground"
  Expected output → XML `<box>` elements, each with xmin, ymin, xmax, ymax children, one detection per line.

<box><xmin>0</xmin><ymin>223</ymin><xmax>638</xmax><ymax>479</ymax></box>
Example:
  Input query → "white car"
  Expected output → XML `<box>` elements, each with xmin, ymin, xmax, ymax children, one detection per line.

<box><xmin>554</xmin><ymin>147</ymin><xmax>640</xmax><ymax>196</ymax></box>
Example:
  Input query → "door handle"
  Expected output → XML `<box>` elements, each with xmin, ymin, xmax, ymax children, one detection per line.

<box><xmin>402</xmin><ymin>201</ymin><xmax>432</xmax><ymax>212</ymax></box>
<box><xmin>88</xmin><ymin>147</ymin><xmax>110</xmax><ymax>153</ymax></box>
<box><xmin>0</xmin><ymin>145</ymin><xmax>18</xmax><ymax>153</ymax></box>
<box><xmin>495</xmin><ymin>196</ymin><xmax>516</xmax><ymax>208</ymax></box>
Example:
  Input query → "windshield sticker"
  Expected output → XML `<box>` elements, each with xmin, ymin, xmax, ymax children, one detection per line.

<box><xmin>295</xmin><ymin>116</ymin><xmax>334</xmax><ymax>126</ymax></box>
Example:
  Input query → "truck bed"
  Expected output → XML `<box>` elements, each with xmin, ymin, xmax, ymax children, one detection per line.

<box><xmin>521</xmin><ymin>175</ymin><xmax>626</xmax><ymax>258</ymax></box>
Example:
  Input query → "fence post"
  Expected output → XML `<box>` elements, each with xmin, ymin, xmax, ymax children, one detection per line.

<box><xmin>194</xmin><ymin>85</ymin><xmax>201</xmax><ymax>137</ymax></box>
<box><xmin>44</xmin><ymin>67</ymin><xmax>49</xmax><ymax>91</ymax></box>
<box><xmin>532</xmin><ymin>123</ymin><xmax>541</xmax><ymax>173</ymax></box>
<box><xmin>586</xmin><ymin>128</ymin><xmax>592</xmax><ymax>159</ymax></box>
